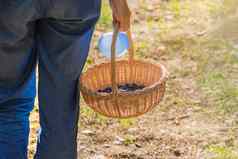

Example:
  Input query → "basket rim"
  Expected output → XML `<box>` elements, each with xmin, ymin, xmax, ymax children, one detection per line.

<box><xmin>79</xmin><ymin>59</ymin><xmax>169</xmax><ymax>98</ymax></box>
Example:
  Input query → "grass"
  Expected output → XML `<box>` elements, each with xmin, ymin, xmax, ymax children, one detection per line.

<box><xmin>168</xmin><ymin>0</ymin><xmax>182</xmax><ymax>17</ymax></box>
<box><xmin>118</xmin><ymin>119</ymin><xmax>136</xmax><ymax>128</ymax></box>
<box><xmin>123</xmin><ymin>135</ymin><xmax>136</xmax><ymax>146</ymax></box>
<box><xmin>194</xmin><ymin>38</ymin><xmax>238</xmax><ymax>114</ymax></box>
<box><xmin>199</xmin><ymin>71</ymin><xmax>238</xmax><ymax>114</ymax></box>
<box><xmin>98</xmin><ymin>0</ymin><xmax>112</xmax><ymax>30</ymax></box>
<box><xmin>207</xmin><ymin>145</ymin><xmax>238</xmax><ymax>159</ymax></box>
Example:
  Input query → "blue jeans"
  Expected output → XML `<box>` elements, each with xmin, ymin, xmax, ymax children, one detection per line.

<box><xmin>0</xmin><ymin>1</ymin><xmax>101</xmax><ymax>159</ymax></box>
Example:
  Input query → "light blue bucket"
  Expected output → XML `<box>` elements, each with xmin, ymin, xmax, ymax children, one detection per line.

<box><xmin>98</xmin><ymin>32</ymin><xmax>130</xmax><ymax>58</ymax></box>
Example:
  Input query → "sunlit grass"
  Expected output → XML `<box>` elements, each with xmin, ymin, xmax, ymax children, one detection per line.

<box><xmin>168</xmin><ymin>0</ymin><xmax>182</xmax><ymax>17</ymax></box>
<box><xmin>118</xmin><ymin>119</ymin><xmax>136</xmax><ymax>128</ymax></box>
<box><xmin>97</xmin><ymin>1</ymin><xmax>112</xmax><ymax>30</ymax></box>
<box><xmin>207</xmin><ymin>145</ymin><xmax>238</xmax><ymax>159</ymax></box>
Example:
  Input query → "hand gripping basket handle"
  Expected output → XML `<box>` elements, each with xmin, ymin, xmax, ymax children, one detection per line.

<box><xmin>111</xmin><ymin>25</ymin><xmax>135</xmax><ymax>97</ymax></box>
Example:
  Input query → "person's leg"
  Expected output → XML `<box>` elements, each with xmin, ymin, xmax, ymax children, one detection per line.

<box><xmin>0</xmin><ymin>72</ymin><xmax>36</xmax><ymax>159</ymax></box>
<box><xmin>34</xmin><ymin>1</ymin><xmax>101</xmax><ymax>158</ymax></box>
<box><xmin>0</xmin><ymin>1</ymin><xmax>39</xmax><ymax>159</ymax></box>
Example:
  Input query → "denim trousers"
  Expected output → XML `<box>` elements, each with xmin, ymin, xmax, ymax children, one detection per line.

<box><xmin>0</xmin><ymin>0</ymin><xmax>101</xmax><ymax>158</ymax></box>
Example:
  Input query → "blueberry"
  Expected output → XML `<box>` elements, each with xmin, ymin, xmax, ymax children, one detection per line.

<box><xmin>98</xmin><ymin>83</ymin><xmax>145</xmax><ymax>93</ymax></box>
<box><xmin>104</xmin><ymin>87</ymin><xmax>112</xmax><ymax>93</ymax></box>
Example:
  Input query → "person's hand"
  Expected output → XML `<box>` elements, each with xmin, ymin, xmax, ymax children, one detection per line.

<box><xmin>110</xmin><ymin>0</ymin><xmax>131</xmax><ymax>31</ymax></box>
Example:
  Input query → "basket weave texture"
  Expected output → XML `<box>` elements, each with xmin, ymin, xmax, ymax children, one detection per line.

<box><xmin>80</xmin><ymin>28</ymin><xmax>168</xmax><ymax>118</ymax></box>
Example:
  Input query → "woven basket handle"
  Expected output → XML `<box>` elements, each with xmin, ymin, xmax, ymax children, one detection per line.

<box><xmin>111</xmin><ymin>25</ymin><xmax>135</xmax><ymax>96</ymax></box>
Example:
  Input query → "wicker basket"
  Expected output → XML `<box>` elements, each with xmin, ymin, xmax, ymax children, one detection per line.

<box><xmin>80</xmin><ymin>27</ymin><xmax>168</xmax><ymax>118</ymax></box>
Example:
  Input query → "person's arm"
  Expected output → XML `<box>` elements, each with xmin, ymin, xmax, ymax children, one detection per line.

<box><xmin>109</xmin><ymin>0</ymin><xmax>131</xmax><ymax>31</ymax></box>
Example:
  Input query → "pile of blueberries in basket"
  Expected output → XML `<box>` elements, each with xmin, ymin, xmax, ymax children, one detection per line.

<box><xmin>98</xmin><ymin>83</ymin><xmax>145</xmax><ymax>93</ymax></box>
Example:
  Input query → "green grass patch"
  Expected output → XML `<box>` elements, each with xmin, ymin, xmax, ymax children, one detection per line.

<box><xmin>194</xmin><ymin>38</ymin><xmax>238</xmax><ymax>114</ymax></box>
<box><xmin>207</xmin><ymin>145</ymin><xmax>238</xmax><ymax>159</ymax></box>
<box><xmin>118</xmin><ymin>119</ymin><xmax>136</xmax><ymax>128</ymax></box>
<box><xmin>97</xmin><ymin>1</ymin><xmax>112</xmax><ymax>29</ymax></box>
<box><xmin>123</xmin><ymin>135</ymin><xmax>136</xmax><ymax>146</ymax></box>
